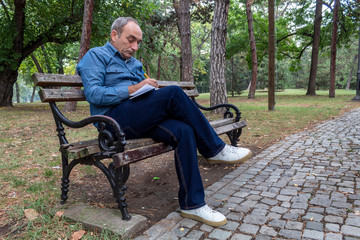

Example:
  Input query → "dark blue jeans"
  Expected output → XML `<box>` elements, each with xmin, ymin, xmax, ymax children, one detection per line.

<box><xmin>107</xmin><ymin>86</ymin><xmax>225</xmax><ymax>210</ymax></box>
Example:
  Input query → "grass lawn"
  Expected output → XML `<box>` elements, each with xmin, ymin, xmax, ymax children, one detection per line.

<box><xmin>0</xmin><ymin>88</ymin><xmax>359</xmax><ymax>239</ymax></box>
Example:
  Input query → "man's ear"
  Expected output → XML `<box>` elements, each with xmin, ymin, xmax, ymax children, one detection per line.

<box><xmin>110</xmin><ymin>30</ymin><xmax>119</xmax><ymax>42</ymax></box>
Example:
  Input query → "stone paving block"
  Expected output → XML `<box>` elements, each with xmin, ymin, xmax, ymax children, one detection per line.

<box><xmin>308</xmin><ymin>206</ymin><xmax>325</xmax><ymax>213</ymax></box>
<box><xmin>303</xmin><ymin>229</ymin><xmax>324</xmax><ymax>240</ymax></box>
<box><xmin>285</xmin><ymin>221</ymin><xmax>303</xmax><ymax>230</ymax></box>
<box><xmin>63</xmin><ymin>203</ymin><xmax>147</xmax><ymax>238</ymax></box>
<box><xmin>227</xmin><ymin>212</ymin><xmax>244</xmax><ymax>221</ymax></box>
<box><xmin>324</xmin><ymin>215</ymin><xmax>344</xmax><ymax>224</ymax></box>
<box><xmin>305</xmin><ymin>221</ymin><xmax>323</xmax><ymax>231</ymax></box>
<box><xmin>221</xmin><ymin>221</ymin><xmax>239</xmax><ymax>231</ymax></box>
<box><xmin>230</xmin><ymin>233</ymin><xmax>252</xmax><ymax>240</ymax></box>
<box><xmin>239</xmin><ymin>223</ymin><xmax>259</xmax><ymax>235</ymax></box>
<box><xmin>173</xmin><ymin>227</ymin><xmax>189</xmax><ymax>237</ymax></box>
<box><xmin>200</xmin><ymin>224</ymin><xmax>213</xmax><ymax>232</ymax></box>
<box><xmin>302</xmin><ymin>212</ymin><xmax>324</xmax><ymax>222</ymax></box>
<box><xmin>325</xmin><ymin>223</ymin><xmax>340</xmax><ymax>232</ymax></box>
<box><xmin>345</xmin><ymin>216</ymin><xmax>360</xmax><ymax>227</ymax></box>
<box><xmin>283</xmin><ymin>212</ymin><xmax>299</xmax><ymax>220</ymax></box>
<box><xmin>278</xmin><ymin>229</ymin><xmax>302</xmax><ymax>240</ymax></box>
<box><xmin>271</xmin><ymin>206</ymin><xmax>288</xmax><ymax>214</ymax></box>
<box><xmin>185</xmin><ymin>230</ymin><xmax>204</xmax><ymax>239</ymax></box>
<box><xmin>243</xmin><ymin>214</ymin><xmax>269</xmax><ymax>225</ymax></box>
<box><xmin>325</xmin><ymin>233</ymin><xmax>343</xmax><ymax>240</ymax></box>
<box><xmin>341</xmin><ymin>225</ymin><xmax>360</xmax><ymax>237</ymax></box>
<box><xmin>259</xmin><ymin>226</ymin><xmax>277</xmax><ymax>237</ymax></box>
<box><xmin>208</xmin><ymin>228</ymin><xmax>232</xmax><ymax>240</ymax></box>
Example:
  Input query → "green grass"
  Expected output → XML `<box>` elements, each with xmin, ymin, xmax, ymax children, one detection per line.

<box><xmin>0</xmin><ymin>89</ymin><xmax>359</xmax><ymax>239</ymax></box>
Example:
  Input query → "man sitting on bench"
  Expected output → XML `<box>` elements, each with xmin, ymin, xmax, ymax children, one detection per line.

<box><xmin>76</xmin><ymin>17</ymin><xmax>252</xmax><ymax>227</ymax></box>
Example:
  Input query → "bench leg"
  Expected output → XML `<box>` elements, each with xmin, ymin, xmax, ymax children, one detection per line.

<box><xmin>226</xmin><ymin>128</ymin><xmax>243</xmax><ymax>146</ymax></box>
<box><xmin>60</xmin><ymin>154</ymin><xmax>70</xmax><ymax>204</ymax></box>
<box><xmin>109</xmin><ymin>163</ymin><xmax>131</xmax><ymax>220</ymax></box>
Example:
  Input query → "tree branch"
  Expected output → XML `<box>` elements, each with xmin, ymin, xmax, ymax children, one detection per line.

<box><xmin>0</xmin><ymin>0</ymin><xmax>10</xmax><ymax>20</ymax></box>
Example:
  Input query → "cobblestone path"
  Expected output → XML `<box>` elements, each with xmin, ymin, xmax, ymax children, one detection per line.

<box><xmin>135</xmin><ymin>108</ymin><xmax>360</xmax><ymax>240</ymax></box>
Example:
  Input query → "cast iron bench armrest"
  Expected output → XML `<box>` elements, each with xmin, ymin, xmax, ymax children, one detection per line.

<box><xmin>192</xmin><ymin>98</ymin><xmax>242</xmax><ymax>122</ymax></box>
<box><xmin>49</xmin><ymin>102</ymin><xmax>126</xmax><ymax>152</ymax></box>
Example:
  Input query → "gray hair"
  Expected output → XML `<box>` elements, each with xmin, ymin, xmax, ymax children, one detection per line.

<box><xmin>111</xmin><ymin>17</ymin><xmax>139</xmax><ymax>37</ymax></box>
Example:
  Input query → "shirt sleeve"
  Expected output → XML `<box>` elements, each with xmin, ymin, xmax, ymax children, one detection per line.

<box><xmin>77</xmin><ymin>50</ymin><xmax>130</xmax><ymax>106</ymax></box>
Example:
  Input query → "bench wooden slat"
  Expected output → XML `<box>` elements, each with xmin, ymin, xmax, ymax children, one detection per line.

<box><xmin>39</xmin><ymin>88</ymin><xmax>198</xmax><ymax>102</ymax></box>
<box><xmin>112</xmin><ymin>143</ymin><xmax>173</xmax><ymax>167</ymax></box>
<box><xmin>209</xmin><ymin>118</ymin><xmax>236</xmax><ymax>129</ymax></box>
<box><xmin>183</xmin><ymin>89</ymin><xmax>199</xmax><ymax>97</ymax></box>
<box><xmin>158</xmin><ymin>80</ymin><xmax>195</xmax><ymax>89</ymax></box>
<box><xmin>39</xmin><ymin>88</ymin><xmax>86</xmax><ymax>102</ymax></box>
<box><xmin>33</xmin><ymin>73</ymin><xmax>82</xmax><ymax>87</ymax></box>
<box><xmin>213</xmin><ymin>120</ymin><xmax>247</xmax><ymax>135</ymax></box>
<box><xmin>61</xmin><ymin>138</ymin><xmax>158</xmax><ymax>160</ymax></box>
<box><xmin>33</xmin><ymin>73</ymin><xmax>196</xmax><ymax>90</ymax></box>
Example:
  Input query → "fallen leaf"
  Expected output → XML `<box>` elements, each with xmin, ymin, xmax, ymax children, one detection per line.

<box><xmin>310</xmin><ymin>217</ymin><xmax>314</xmax><ymax>221</ymax></box>
<box><xmin>294</xmin><ymin>184</ymin><xmax>298</xmax><ymax>187</ymax></box>
<box><xmin>70</xmin><ymin>230</ymin><xmax>86</xmax><ymax>240</ymax></box>
<box><xmin>354</xmin><ymin>210</ymin><xmax>360</xmax><ymax>216</ymax></box>
<box><xmin>24</xmin><ymin>208</ymin><xmax>39</xmax><ymax>221</ymax></box>
<box><xmin>55</xmin><ymin>211</ymin><xmax>64</xmax><ymax>217</ymax></box>
<box><xmin>180</xmin><ymin>228</ymin><xmax>185</xmax><ymax>231</ymax></box>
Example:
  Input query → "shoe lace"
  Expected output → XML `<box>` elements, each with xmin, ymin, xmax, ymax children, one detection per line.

<box><xmin>224</xmin><ymin>145</ymin><xmax>238</xmax><ymax>155</ymax></box>
<box><xmin>202</xmin><ymin>205</ymin><xmax>216</xmax><ymax>213</ymax></box>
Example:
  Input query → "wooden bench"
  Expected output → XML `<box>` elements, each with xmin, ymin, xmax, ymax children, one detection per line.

<box><xmin>32</xmin><ymin>73</ymin><xmax>247</xmax><ymax>220</ymax></box>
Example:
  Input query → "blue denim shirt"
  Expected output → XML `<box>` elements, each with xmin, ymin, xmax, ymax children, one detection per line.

<box><xmin>76</xmin><ymin>42</ymin><xmax>145</xmax><ymax>116</ymax></box>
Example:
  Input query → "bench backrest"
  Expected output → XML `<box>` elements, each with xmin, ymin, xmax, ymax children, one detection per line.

<box><xmin>32</xmin><ymin>73</ymin><xmax>199</xmax><ymax>103</ymax></box>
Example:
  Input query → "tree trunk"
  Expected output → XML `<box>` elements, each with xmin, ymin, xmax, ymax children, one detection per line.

<box><xmin>0</xmin><ymin>0</ymin><xmax>26</xmax><ymax>107</ymax></box>
<box><xmin>306</xmin><ymin>0</ymin><xmax>322</xmax><ymax>96</ymax></box>
<box><xmin>157</xmin><ymin>41</ymin><xmax>167</xmax><ymax>80</ymax></box>
<box><xmin>210</xmin><ymin>0</ymin><xmax>230</xmax><ymax>113</ymax></box>
<box><xmin>329</xmin><ymin>0</ymin><xmax>339</xmax><ymax>98</ymax></box>
<box><xmin>15</xmin><ymin>82</ymin><xmax>20</xmax><ymax>103</ymax></box>
<box><xmin>246</xmin><ymin>0</ymin><xmax>258</xmax><ymax>99</ymax></box>
<box><xmin>230</xmin><ymin>57</ymin><xmax>235</xmax><ymax>97</ymax></box>
<box><xmin>268</xmin><ymin>0</ymin><xmax>275</xmax><ymax>111</ymax></box>
<box><xmin>346</xmin><ymin>54</ymin><xmax>358</xmax><ymax>90</ymax></box>
<box><xmin>174</xmin><ymin>0</ymin><xmax>194</xmax><ymax>82</ymax></box>
<box><xmin>0</xmin><ymin>68</ymin><xmax>19</xmax><ymax>107</ymax></box>
<box><xmin>30</xmin><ymin>86</ymin><xmax>36</xmax><ymax>103</ymax></box>
<box><xmin>65</xmin><ymin>0</ymin><xmax>94</xmax><ymax>112</ymax></box>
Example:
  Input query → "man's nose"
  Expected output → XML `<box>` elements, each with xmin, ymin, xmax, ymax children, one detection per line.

<box><xmin>131</xmin><ymin>42</ymin><xmax>139</xmax><ymax>51</ymax></box>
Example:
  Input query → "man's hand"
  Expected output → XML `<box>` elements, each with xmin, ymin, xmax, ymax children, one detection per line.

<box><xmin>128</xmin><ymin>78</ymin><xmax>158</xmax><ymax>95</ymax></box>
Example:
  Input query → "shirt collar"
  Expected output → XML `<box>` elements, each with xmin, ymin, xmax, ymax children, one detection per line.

<box><xmin>105</xmin><ymin>41</ymin><xmax>134</xmax><ymax>63</ymax></box>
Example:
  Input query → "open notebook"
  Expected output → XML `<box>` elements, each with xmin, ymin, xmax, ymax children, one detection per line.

<box><xmin>130</xmin><ymin>84</ymin><xmax>156</xmax><ymax>99</ymax></box>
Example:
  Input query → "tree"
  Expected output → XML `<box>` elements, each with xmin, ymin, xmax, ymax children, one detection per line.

<box><xmin>64</xmin><ymin>0</ymin><xmax>94</xmax><ymax>112</ymax></box>
<box><xmin>210</xmin><ymin>0</ymin><xmax>230</xmax><ymax>113</ymax></box>
<box><xmin>306</xmin><ymin>0</ymin><xmax>323</xmax><ymax>96</ymax></box>
<box><xmin>268</xmin><ymin>0</ymin><xmax>275</xmax><ymax>111</ymax></box>
<box><xmin>329</xmin><ymin>0</ymin><xmax>340</xmax><ymax>98</ymax></box>
<box><xmin>246</xmin><ymin>0</ymin><xmax>258</xmax><ymax>99</ymax></box>
<box><xmin>173</xmin><ymin>0</ymin><xmax>194</xmax><ymax>82</ymax></box>
<box><xmin>0</xmin><ymin>0</ymin><xmax>84</xmax><ymax>107</ymax></box>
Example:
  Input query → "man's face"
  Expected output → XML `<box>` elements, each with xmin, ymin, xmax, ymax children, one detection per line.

<box><xmin>111</xmin><ymin>21</ymin><xmax>143</xmax><ymax>59</ymax></box>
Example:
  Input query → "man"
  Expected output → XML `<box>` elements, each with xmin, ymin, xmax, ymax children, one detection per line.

<box><xmin>77</xmin><ymin>17</ymin><xmax>252</xmax><ymax>227</ymax></box>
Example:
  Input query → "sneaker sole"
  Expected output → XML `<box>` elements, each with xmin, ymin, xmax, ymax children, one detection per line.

<box><xmin>207</xmin><ymin>150</ymin><xmax>252</xmax><ymax>164</ymax></box>
<box><xmin>180</xmin><ymin>211</ymin><xmax>227</xmax><ymax>227</ymax></box>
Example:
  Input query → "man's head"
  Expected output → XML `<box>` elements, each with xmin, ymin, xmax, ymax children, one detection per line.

<box><xmin>110</xmin><ymin>17</ymin><xmax>142</xmax><ymax>59</ymax></box>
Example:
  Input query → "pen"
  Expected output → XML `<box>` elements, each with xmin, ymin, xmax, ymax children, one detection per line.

<box><xmin>144</xmin><ymin>72</ymin><xmax>150</xmax><ymax>79</ymax></box>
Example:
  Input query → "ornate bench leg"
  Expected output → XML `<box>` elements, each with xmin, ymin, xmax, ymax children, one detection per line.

<box><xmin>60</xmin><ymin>154</ymin><xmax>70</xmax><ymax>204</ymax></box>
<box><xmin>109</xmin><ymin>163</ymin><xmax>131</xmax><ymax>220</ymax></box>
<box><xmin>226</xmin><ymin>128</ymin><xmax>242</xmax><ymax>146</ymax></box>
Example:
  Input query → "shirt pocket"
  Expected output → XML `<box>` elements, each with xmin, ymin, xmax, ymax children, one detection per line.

<box><xmin>105</xmin><ymin>67</ymin><xmax>125</xmax><ymax>86</ymax></box>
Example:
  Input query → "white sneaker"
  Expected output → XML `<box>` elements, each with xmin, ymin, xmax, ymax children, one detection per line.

<box><xmin>208</xmin><ymin>145</ymin><xmax>252</xmax><ymax>164</ymax></box>
<box><xmin>180</xmin><ymin>205</ymin><xmax>227</xmax><ymax>227</ymax></box>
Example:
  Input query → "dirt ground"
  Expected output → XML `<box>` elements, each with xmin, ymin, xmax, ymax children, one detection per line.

<box><xmin>68</xmin><ymin>144</ymin><xmax>264</xmax><ymax>226</ymax></box>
